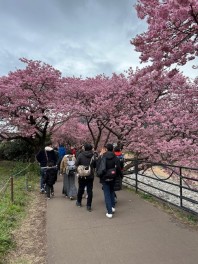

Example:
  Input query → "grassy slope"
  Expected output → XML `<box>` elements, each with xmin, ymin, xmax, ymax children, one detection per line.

<box><xmin>0</xmin><ymin>160</ymin><xmax>39</xmax><ymax>262</ymax></box>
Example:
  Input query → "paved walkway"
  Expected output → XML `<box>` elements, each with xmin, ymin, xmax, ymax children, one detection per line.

<box><xmin>47</xmin><ymin>176</ymin><xmax>198</xmax><ymax>264</ymax></box>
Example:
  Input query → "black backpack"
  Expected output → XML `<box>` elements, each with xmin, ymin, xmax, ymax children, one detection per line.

<box><xmin>96</xmin><ymin>156</ymin><xmax>106</xmax><ymax>177</ymax></box>
<box><xmin>97</xmin><ymin>156</ymin><xmax>117</xmax><ymax>181</ymax></box>
<box><xmin>116</xmin><ymin>154</ymin><xmax>124</xmax><ymax>170</ymax></box>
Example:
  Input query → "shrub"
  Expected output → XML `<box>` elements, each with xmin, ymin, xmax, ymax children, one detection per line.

<box><xmin>0</xmin><ymin>140</ymin><xmax>35</xmax><ymax>161</ymax></box>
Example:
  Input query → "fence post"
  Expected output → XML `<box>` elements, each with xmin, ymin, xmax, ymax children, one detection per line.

<box><xmin>25</xmin><ymin>172</ymin><xmax>29</xmax><ymax>191</ymax></box>
<box><xmin>135</xmin><ymin>159</ymin><xmax>138</xmax><ymax>193</ymax></box>
<box><xmin>10</xmin><ymin>176</ymin><xmax>14</xmax><ymax>203</ymax></box>
<box><xmin>179</xmin><ymin>167</ymin><xmax>183</xmax><ymax>208</ymax></box>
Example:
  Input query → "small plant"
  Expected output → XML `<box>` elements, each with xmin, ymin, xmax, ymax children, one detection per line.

<box><xmin>140</xmin><ymin>193</ymin><xmax>153</xmax><ymax>201</ymax></box>
<box><xmin>186</xmin><ymin>214</ymin><xmax>198</xmax><ymax>224</ymax></box>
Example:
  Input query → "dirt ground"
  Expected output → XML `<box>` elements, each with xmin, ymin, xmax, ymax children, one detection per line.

<box><xmin>4</xmin><ymin>192</ymin><xmax>47</xmax><ymax>264</ymax></box>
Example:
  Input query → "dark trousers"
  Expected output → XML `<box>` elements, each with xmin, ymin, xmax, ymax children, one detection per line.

<box><xmin>102</xmin><ymin>181</ymin><xmax>115</xmax><ymax>214</ymax></box>
<box><xmin>46</xmin><ymin>184</ymin><xmax>54</xmax><ymax>198</ymax></box>
<box><xmin>40</xmin><ymin>168</ymin><xmax>47</xmax><ymax>190</ymax></box>
<box><xmin>77</xmin><ymin>177</ymin><xmax>94</xmax><ymax>207</ymax></box>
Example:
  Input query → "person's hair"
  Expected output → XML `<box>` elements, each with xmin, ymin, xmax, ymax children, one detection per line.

<box><xmin>105</xmin><ymin>143</ymin><xmax>113</xmax><ymax>152</ymax></box>
<box><xmin>84</xmin><ymin>143</ymin><xmax>93</xmax><ymax>151</ymax></box>
<box><xmin>114</xmin><ymin>146</ymin><xmax>120</xmax><ymax>152</ymax></box>
<box><xmin>45</xmin><ymin>140</ymin><xmax>52</xmax><ymax>147</ymax></box>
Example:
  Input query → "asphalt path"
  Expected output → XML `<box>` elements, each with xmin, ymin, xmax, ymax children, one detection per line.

<box><xmin>46</xmin><ymin>175</ymin><xmax>198</xmax><ymax>264</ymax></box>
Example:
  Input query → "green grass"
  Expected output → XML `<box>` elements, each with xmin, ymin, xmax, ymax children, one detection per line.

<box><xmin>0</xmin><ymin>160</ymin><xmax>40</xmax><ymax>261</ymax></box>
<box><xmin>140</xmin><ymin>193</ymin><xmax>154</xmax><ymax>201</ymax></box>
<box><xmin>0</xmin><ymin>160</ymin><xmax>16</xmax><ymax>181</ymax></box>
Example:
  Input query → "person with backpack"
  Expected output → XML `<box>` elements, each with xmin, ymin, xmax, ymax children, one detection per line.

<box><xmin>75</xmin><ymin>143</ymin><xmax>96</xmax><ymax>212</ymax></box>
<box><xmin>114</xmin><ymin>146</ymin><xmax>124</xmax><ymax>170</ymax></box>
<box><xmin>96</xmin><ymin>143</ymin><xmax>122</xmax><ymax>219</ymax></box>
<box><xmin>43</xmin><ymin>161</ymin><xmax>58</xmax><ymax>199</ymax></box>
<box><xmin>113</xmin><ymin>146</ymin><xmax>124</xmax><ymax>202</ymax></box>
<box><xmin>60</xmin><ymin>150</ymin><xmax>77</xmax><ymax>200</ymax></box>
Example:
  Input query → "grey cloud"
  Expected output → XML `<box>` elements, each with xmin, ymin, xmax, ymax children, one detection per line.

<box><xmin>0</xmin><ymin>50</ymin><xmax>25</xmax><ymax>75</ymax></box>
<box><xmin>0</xmin><ymin>0</ymin><xmax>195</xmax><ymax>79</ymax></box>
<box><xmin>0</xmin><ymin>0</ymin><xmax>139</xmax><ymax>77</ymax></box>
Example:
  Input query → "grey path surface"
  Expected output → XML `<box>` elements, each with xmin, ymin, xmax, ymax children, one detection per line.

<box><xmin>47</xmin><ymin>176</ymin><xmax>198</xmax><ymax>264</ymax></box>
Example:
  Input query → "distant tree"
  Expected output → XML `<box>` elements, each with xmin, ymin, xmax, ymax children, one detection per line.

<box><xmin>52</xmin><ymin>117</ymin><xmax>91</xmax><ymax>147</ymax></box>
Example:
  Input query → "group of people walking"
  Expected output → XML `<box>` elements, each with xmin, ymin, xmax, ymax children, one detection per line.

<box><xmin>36</xmin><ymin>142</ymin><xmax>124</xmax><ymax>219</ymax></box>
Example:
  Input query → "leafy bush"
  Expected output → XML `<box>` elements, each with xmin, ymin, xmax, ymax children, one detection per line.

<box><xmin>0</xmin><ymin>140</ymin><xmax>35</xmax><ymax>161</ymax></box>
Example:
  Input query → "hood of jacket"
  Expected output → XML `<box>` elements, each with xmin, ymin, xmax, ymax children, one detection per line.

<box><xmin>45</xmin><ymin>146</ymin><xmax>53</xmax><ymax>151</ymax></box>
<box><xmin>82</xmin><ymin>150</ymin><xmax>93</xmax><ymax>158</ymax></box>
<box><xmin>104</xmin><ymin>151</ymin><xmax>116</xmax><ymax>160</ymax></box>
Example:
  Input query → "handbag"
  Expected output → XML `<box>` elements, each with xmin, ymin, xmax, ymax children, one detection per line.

<box><xmin>77</xmin><ymin>165</ymin><xmax>91</xmax><ymax>177</ymax></box>
<box><xmin>77</xmin><ymin>156</ymin><xmax>93</xmax><ymax>177</ymax></box>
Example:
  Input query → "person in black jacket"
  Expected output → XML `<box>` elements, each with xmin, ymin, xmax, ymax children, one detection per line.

<box><xmin>75</xmin><ymin>143</ymin><xmax>96</xmax><ymax>212</ymax></box>
<box><xmin>36</xmin><ymin>142</ymin><xmax>57</xmax><ymax>193</ymax></box>
<box><xmin>97</xmin><ymin>143</ymin><xmax>122</xmax><ymax>218</ymax></box>
<box><xmin>113</xmin><ymin>146</ymin><xmax>124</xmax><ymax>202</ymax></box>
<box><xmin>43</xmin><ymin>161</ymin><xmax>58</xmax><ymax>199</ymax></box>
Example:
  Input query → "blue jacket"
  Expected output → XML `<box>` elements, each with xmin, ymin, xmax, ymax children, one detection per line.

<box><xmin>58</xmin><ymin>146</ymin><xmax>66</xmax><ymax>159</ymax></box>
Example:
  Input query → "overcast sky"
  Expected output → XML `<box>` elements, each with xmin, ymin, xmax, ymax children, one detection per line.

<box><xmin>0</xmin><ymin>0</ymin><xmax>197</xmax><ymax>79</ymax></box>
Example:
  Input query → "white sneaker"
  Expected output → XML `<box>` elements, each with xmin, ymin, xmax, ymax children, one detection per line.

<box><xmin>106</xmin><ymin>213</ymin><xmax>113</xmax><ymax>218</ymax></box>
<box><xmin>112</xmin><ymin>207</ymin><xmax>115</xmax><ymax>213</ymax></box>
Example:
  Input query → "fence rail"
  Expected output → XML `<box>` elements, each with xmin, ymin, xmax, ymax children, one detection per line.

<box><xmin>0</xmin><ymin>163</ymin><xmax>32</xmax><ymax>202</ymax></box>
<box><xmin>123</xmin><ymin>159</ymin><xmax>198</xmax><ymax>216</ymax></box>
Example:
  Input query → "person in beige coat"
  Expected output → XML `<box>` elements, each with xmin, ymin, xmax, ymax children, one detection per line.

<box><xmin>60</xmin><ymin>151</ymin><xmax>77</xmax><ymax>199</ymax></box>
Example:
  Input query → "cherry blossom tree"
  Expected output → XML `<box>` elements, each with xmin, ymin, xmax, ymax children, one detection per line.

<box><xmin>0</xmin><ymin>59</ymin><xmax>72</xmax><ymax>149</ymax></box>
<box><xmin>131</xmin><ymin>0</ymin><xmax>198</xmax><ymax>70</ymax></box>
<box><xmin>0</xmin><ymin>58</ymin><xmax>197</xmax><ymax>166</ymax></box>
<box><xmin>125</xmin><ymin>0</ymin><xmax>198</xmax><ymax>166</ymax></box>
<box><xmin>74</xmin><ymin>69</ymin><xmax>198</xmax><ymax>166</ymax></box>
<box><xmin>60</xmin><ymin>75</ymin><xmax>118</xmax><ymax>150</ymax></box>
<box><xmin>52</xmin><ymin>117</ymin><xmax>91</xmax><ymax>147</ymax></box>
<box><xmin>124</xmin><ymin>71</ymin><xmax>198</xmax><ymax>166</ymax></box>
